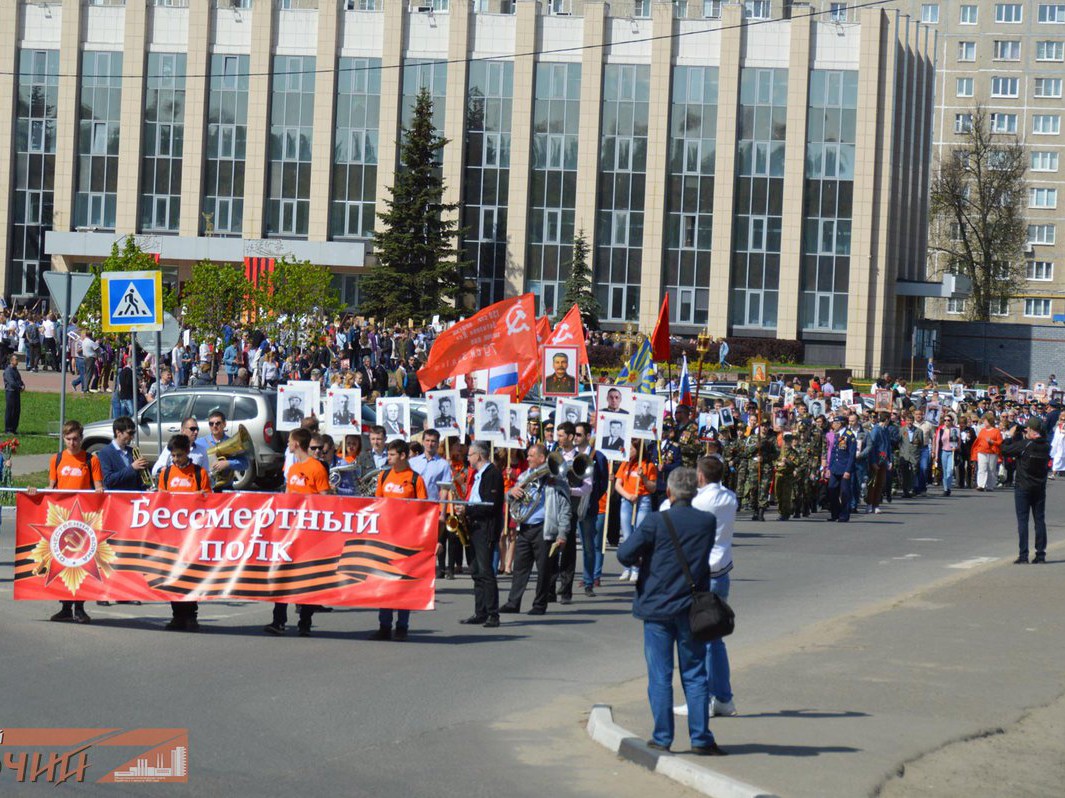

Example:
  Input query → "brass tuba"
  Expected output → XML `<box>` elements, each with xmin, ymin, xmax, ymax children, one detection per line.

<box><xmin>356</xmin><ymin>467</ymin><xmax>385</xmax><ymax>497</ymax></box>
<box><xmin>328</xmin><ymin>460</ymin><xmax>361</xmax><ymax>488</ymax></box>
<box><xmin>507</xmin><ymin>462</ymin><xmax>551</xmax><ymax>524</ymax></box>
<box><xmin>207</xmin><ymin>424</ymin><xmax>253</xmax><ymax>488</ymax></box>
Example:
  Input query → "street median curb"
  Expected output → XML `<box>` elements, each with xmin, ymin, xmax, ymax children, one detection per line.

<box><xmin>586</xmin><ymin>704</ymin><xmax>779</xmax><ymax>798</ymax></box>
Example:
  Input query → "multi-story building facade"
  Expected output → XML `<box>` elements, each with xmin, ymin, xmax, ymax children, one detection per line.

<box><xmin>0</xmin><ymin>0</ymin><xmax>934</xmax><ymax>375</ymax></box>
<box><xmin>889</xmin><ymin>1</ymin><xmax>1065</xmax><ymax>326</ymax></box>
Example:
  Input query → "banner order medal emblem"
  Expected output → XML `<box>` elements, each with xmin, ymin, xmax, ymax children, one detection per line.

<box><xmin>29</xmin><ymin>501</ymin><xmax>116</xmax><ymax>594</ymax></box>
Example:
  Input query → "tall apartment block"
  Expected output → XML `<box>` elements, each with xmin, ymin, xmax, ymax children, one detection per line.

<box><xmin>0</xmin><ymin>0</ymin><xmax>934</xmax><ymax>375</ymax></box>
<box><xmin>888</xmin><ymin>0</ymin><xmax>1065</xmax><ymax>326</ymax></box>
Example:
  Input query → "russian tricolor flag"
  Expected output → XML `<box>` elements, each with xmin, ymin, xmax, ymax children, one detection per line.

<box><xmin>678</xmin><ymin>355</ymin><xmax>693</xmax><ymax>407</ymax></box>
<box><xmin>487</xmin><ymin>363</ymin><xmax>519</xmax><ymax>394</ymax></box>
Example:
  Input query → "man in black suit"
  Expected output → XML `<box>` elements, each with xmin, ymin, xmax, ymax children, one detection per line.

<box><xmin>460</xmin><ymin>440</ymin><xmax>504</xmax><ymax>628</ymax></box>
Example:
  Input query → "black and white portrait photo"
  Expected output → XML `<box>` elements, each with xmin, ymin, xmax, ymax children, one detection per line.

<box><xmin>376</xmin><ymin>397</ymin><xmax>412</xmax><ymax>441</ymax></box>
<box><xmin>555</xmin><ymin>398</ymin><xmax>588</xmax><ymax>426</ymax></box>
<box><xmin>597</xmin><ymin>384</ymin><xmax>633</xmax><ymax>415</ymax></box>
<box><xmin>426</xmin><ymin>389</ymin><xmax>463</xmax><ymax>439</ymax></box>
<box><xmin>277</xmin><ymin>382</ymin><xmax>320</xmax><ymax>432</ymax></box>
<box><xmin>474</xmin><ymin>395</ymin><xmax>508</xmax><ymax>442</ymax></box>
<box><xmin>596</xmin><ymin>411</ymin><xmax>632</xmax><ymax>463</ymax></box>
<box><xmin>326</xmin><ymin>387</ymin><xmax>361</xmax><ymax>435</ymax></box>
<box><xmin>631</xmin><ymin>395</ymin><xmax>665</xmax><ymax>440</ymax></box>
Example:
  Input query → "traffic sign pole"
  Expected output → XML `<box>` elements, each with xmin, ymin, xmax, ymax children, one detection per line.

<box><xmin>156</xmin><ymin>330</ymin><xmax>162</xmax><ymax>457</ymax></box>
<box><xmin>132</xmin><ymin>336</ymin><xmax>139</xmax><ymax>447</ymax></box>
<box><xmin>58</xmin><ymin>273</ymin><xmax>71</xmax><ymax>454</ymax></box>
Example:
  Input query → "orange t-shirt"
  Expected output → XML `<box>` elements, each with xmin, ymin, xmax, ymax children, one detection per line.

<box><xmin>159</xmin><ymin>462</ymin><xmax>210</xmax><ymax>493</ymax></box>
<box><xmin>376</xmin><ymin>466</ymin><xmax>428</xmax><ymax>500</ymax></box>
<box><xmin>49</xmin><ymin>451</ymin><xmax>104</xmax><ymax>490</ymax></box>
<box><xmin>616</xmin><ymin>460</ymin><xmax>658</xmax><ymax>498</ymax></box>
<box><xmin>286</xmin><ymin>458</ymin><xmax>331</xmax><ymax>495</ymax></box>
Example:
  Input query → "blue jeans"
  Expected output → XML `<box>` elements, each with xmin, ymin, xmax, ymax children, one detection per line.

<box><xmin>378</xmin><ymin>609</ymin><xmax>410</xmax><ymax>630</ymax></box>
<box><xmin>643</xmin><ymin>613</ymin><xmax>713</xmax><ymax>748</ymax></box>
<box><xmin>580</xmin><ymin>512</ymin><xmax>603</xmax><ymax>587</ymax></box>
<box><xmin>916</xmin><ymin>447</ymin><xmax>930</xmax><ymax>492</ymax></box>
<box><xmin>620</xmin><ymin>496</ymin><xmax>652</xmax><ymax>546</ymax></box>
<box><xmin>72</xmin><ymin>356</ymin><xmax>86</xmax><ymax>391</ymax></box>
<box><xmin>706</xmin><ymin>575</ymin><xmax>732</xmax><ymax>704</ymax></box>
<box><xmin>940</xmin><ymin>451</ymin><xmax>954</xmax><ymax>492</ymax></box>
<box><xmin>1015</xmin><ymin>486</ymin><xmax>1047</xmax><ymax>559</ymax></box>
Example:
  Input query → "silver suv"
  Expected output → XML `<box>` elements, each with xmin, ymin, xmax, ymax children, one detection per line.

<box><xmin>81</xmin><ymin>387</ymin><xmax>286</xmax><ymax>490</ymax></box>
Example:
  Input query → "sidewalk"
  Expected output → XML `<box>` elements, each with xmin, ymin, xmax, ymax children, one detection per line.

<box><xmin>597</xmin><ymin>545</ymin><xmax>1065</xmax><ymax>797</ymax></box>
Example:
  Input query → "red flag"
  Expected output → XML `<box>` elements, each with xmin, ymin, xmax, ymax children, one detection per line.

<box><xmin>417</xmin><ymin>294</ymin><xmax>538</xmax><ymax>392</ymax></box>
<box><xmin>650</xmin><ymin>294</ymin><xmax>670</xmax><ymax>362</ymax></box>
<box><xmin>545</xmin><ymin>304</ymin><xmax>589</xmax><ymax>368</ymax></box>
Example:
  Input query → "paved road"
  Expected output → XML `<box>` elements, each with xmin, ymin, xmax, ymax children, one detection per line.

<box><xmin>0</xmin><ymin>483</ymin><xmax>1055</xmax><ymax>796</ymax></box>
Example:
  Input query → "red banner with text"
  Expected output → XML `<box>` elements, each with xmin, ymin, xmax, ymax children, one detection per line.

<box><xmin>14</xmin><ymin>493</ymin><xmax>439</xmax><ymax>609</ymax></box>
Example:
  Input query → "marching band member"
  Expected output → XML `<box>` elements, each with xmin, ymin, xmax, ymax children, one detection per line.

<box><xmin>151</xmin><ymin>416</ymin><xmax>209</xmax><ymax>479</ymax></box>
<box><xmin>205</xmin><ymin>409</ymin><xmax>248</xmax><ymax>490</ymax></box>
<box><xmin>459</xmin><ymin>441</ymin><xmax>504</xmax><ymax>628</ymax></box>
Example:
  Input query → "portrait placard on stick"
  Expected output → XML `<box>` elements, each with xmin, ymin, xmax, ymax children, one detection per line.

<box><xmin>596</xmin><ymin>411</ymin><xmax>632</xmax><ymax>462</ymax></box>
<box><xmin>631</xmin><ymin>394</ymin><xmax>665</xmax><ymax>440</ymax></box>
<box><xmin>474</xmin><ymin>395</ymin><xmax>508</xmax><ymax>442</ymax></box>
<box><xmin>542</xmin><ymin>346</ymin><xmax>579</xmax><ymax>397</ymax></box>
<box><xmin>426</xmin><ymin>389</ymin><xmax>464</xmax><ymax>440</ymax></box>
<box><xmin>376</xmin><ymin>396</ymin><xmax>411</xmax><ymax>441</ymax></box>
<box><xmin>325</xmin><ymin>387</ymin><xmax>362</xmax><ymax>436</ymax></box>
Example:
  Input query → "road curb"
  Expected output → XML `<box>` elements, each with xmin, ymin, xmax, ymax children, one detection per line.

<box><xmin>586</xmin><ymin>704</ymin><xmax>779</xmax><ymax>798</ymax></box>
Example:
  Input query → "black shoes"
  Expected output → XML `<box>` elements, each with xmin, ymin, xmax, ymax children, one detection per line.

<box><xmin>483</xmin><ymin>617</ymin><xmax>500</xmax><ymax>628</ymax></box>
<box><xmin>460</xmin><ymin>615</ymin><xmax>488</xmax><ymax>625</ymax></box>
<box><xmin>646</xmin><ymin>740</ymin><xmax>670</xmax><ymax>752</ymax></box>
<box><xmin>392</xmin><ymin>627</ymin><xmax>409</xmax><ymax>642</ymax></box>
<box><xmin>73</xmin><ymin>610</ymin><xmax>92</xmax><ymax>625</ymax></box>
<box><xmin>558</xmin><ymin>597</ymin><xmax>572</xmax><ymax>605</ymax></box>
<box><xmin>1032</xmin><ymin>554</ymin><xmax>1046</xmax><ymax>564</ymax></box>
<box><xmin>165</xmin><ymin>618</ymin><xmax>187</xmax><ymax>631</ymax></box>
<box><xmin>527</xmin><ymin>607</ymin><xmax>546</xmax><ymax>616</ymax></box>
<box><xmin>499</xmin><ymin>605</ymin><xmax>520</xmax><ymax>614</ymax></box>
<box><xmin>50</xmin><ymin>608</ymin><xmax>74</xmax><ymax>622</ymax></box>
<box><xmin>584</xmin><ymin>587</ymin><xmax>596</xmax><ymax>597</ymax></box>
<box><xmin>369</xmin><ymin>627</ymin><xmax>392</xmax><ymax>641</ymax></box>
<box><xmin>1014</xmin><ymin>555</ymin><xmax>1029</xmax><ymax>564</ymax></box>
<box><xmin>264</xmin><ymin>623</ymin><xmax>285</xmax><ymax>635</ymax></box>
<box><xmin>691</xmin><ymin>743</ymin><xmax>729</xmax><ymax>757</ymax></box>
<box><xmin>297</xmin><ymin>622</ymin><xmax>311</xmax><ymax>637</ymax></box>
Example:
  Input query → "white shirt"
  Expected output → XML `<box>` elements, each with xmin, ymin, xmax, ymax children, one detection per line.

<box><xmin>41</xmin><ymin>319</ymin><xmax>55</xmax><ymax>339</ymax></box>
<box><xmin>661</xmin><ymin>481</ymin><xmax>737</xmax><ymax>577</ymax></box>
<box><xmin>152</xmin><ymin>438</ymin><xmax>210</xmax><ymax>477</ymax></box>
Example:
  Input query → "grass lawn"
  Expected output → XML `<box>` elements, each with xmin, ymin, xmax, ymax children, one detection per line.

<box><xmin>0</xmin><ymin>392</ymin><xmax>113</xmax><ymax>455</ymax></box>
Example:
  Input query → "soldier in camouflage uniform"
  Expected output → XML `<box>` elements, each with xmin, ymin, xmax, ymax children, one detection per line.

<box><xmin>674</xmin><ymin>406</ymin><xmax>702</xmax><ymax>468</ymax></box>
<box><xmin>741</xmin><ymin>427</ymin><xmax>778</xmax><ymax>521</ymax></box>
<box><xmin>774</xmin><ymin>432</ymin><xmax>803</xmax><ymax>520</ymax></box>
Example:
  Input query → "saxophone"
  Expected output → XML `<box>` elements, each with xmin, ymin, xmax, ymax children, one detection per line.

<box><xmin>446</xmin><ymin>463</ymin><xmax>470</xmax><ymax>547</ymax></box>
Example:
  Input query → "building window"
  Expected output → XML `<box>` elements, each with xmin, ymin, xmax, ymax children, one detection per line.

<box><xmin>959</xmin><ymin>4</ymin><xmax>977</xmax><ymax>24</ymax></box>
<box><xmin>633</xmin><ymin>0</ymin><xmax>651</xmax><ymax>18</ymax></box>
<box><xmin>1034</xmin><ymin>77</ymin><xmax>1063</xmax><ymax>97</ymax></box>
<box><xmin>1027</xmin><ymin>261</ymin><xmax>1054</xmax><ymax>280</ymax></box>
<box><xmin>993</xmin><ymin>40</ymin><xmax>1021</xmax><ymax>60</ymax></box>
<box><xmin>990</xmin><ymin>112</ymin><xmax>1018</xmax><ymax>133</ymax></box>
<box><xmin>331</xmin><ymin>57</ymin><xmax>381</xmax><ymax>241</ymax></box>
<box><xmin>702</xmin><ymin>0</ymin><xmax>722</xmax><ymax>18</ymax></box>
<box><xmin>1028</xmin><ymin>223</ymin><xmax>1056</xmax><ymax>244</ymax></box>
<box><xmin>1038</xmin><ymin>4</ymin><xmax>1065</xmax><ymax>23</ymax></box>
<box><xmin>267</xmin><ymin>55</ymin><xmax>315</xmax><ymax>237</ymax></box>
<box><xmin>744</xmin><ymin>1</ymin><xmax>770</xmax><ymax>19</ymax></box>
<box><xmin>954</xmin><ymin>113</ymin><xmax>973</xmax><ymax>133</ymax></box>
<box><xmin>955</xmin><ymin>77</ymin><xmax>973</xmax><ymax>97</ymax></box>
<box><xmin>1036</xmin><ymin>40</ymin><xmax>1065</xmax><ymax>60</ymax></box>
<box><xmin>1025</xmin><ymin>298</ymin><xmax>1053</xmax><ymax>317</ymax></box>
<box><xmin>946</xmin><ymin>297</ymin><xmax>966</xmax><ymax>315</ymax></box>
<box><xmin>140</xmin><ymin>53</ymin><xmax>186</xmax><ymax>233</ymax></box>
<box><xmin>989</xmin><ymin>298</ymin><xmax>1010</xmax><ymax>317</ymax></box>
<box><xmin>829</xmin><ymin>3</ymin><xmax>847</xmax><ymax>22</ymax></box>
<box><xmin>958</xmin><ymin>41</ymin><xmax>976</xmax><ymax>61</ymax></box>
<box><xmin>920</xmin><ymin>4</ymin><xmax>939</xmax><ymax>23</ymax></box>
<box><xmin>547</xmin><ymin>0</ymin><xmax>572</xmax><ymax>14</ymax></box>
<box><xmin>1030</xmin><ymin>187</ymin><xmax>1058</xmax><ymax>208</ymax></box>
<box><xmin>1031</xmin><ymin>151</ymin><xmax>1060</xmax><ymax>171</ymax></box>
<box><xmin>204</xmin><ymin>55</ymin><xmax>247</xmax><ymax>235</ymax></box>
<box><xmin>1033</xmin><ymin>114</ymin><xmax>1061</xmax><ymax>134</ymax></box>
<box><xmin>990</xmin><ymin>76</ymin><xmax>1019</xmax><ymax>97</ymax></box>
<box><xmin>995</xmin><ymin>4</ymin><xmax>1023</xmax><ymax>23</ymax></box>
<box><xmin>75</xmin><ymin>52</ymin><xmax>121</xmax><ymax>231</ymax></box>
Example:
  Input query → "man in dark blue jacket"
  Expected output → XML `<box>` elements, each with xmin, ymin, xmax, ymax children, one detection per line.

<box><xmin>827</xmin><ymin>417</ymin><xmax>857</xmax><ymax>522</ymax></box>
<box><xmin>576</xmin><ymin>421</ymin><xmax>608</xmax><ymax>596</ymax></box>
<box><xmin>97</xmin><ymin>416</ymin><xmax>150</xmax><ymax>490</ymax></box>
<box><xmin>617</xmin><ymin>467</ymin><xmax>725</xmax><ymax>756</ymax></box>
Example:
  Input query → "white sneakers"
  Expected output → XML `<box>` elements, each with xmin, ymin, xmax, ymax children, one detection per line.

<box><xmin>619</xmin><ymin>569</ymin><xmax>631</xmax><ymax>581</ymax></box>
<box><xmin>672</xmin><ymin>699</ymin><xmax>738</xmax><ymax>717</ymax></box>
<box><xmin>711</xmin><ymin>698</ymin><xmax>737</xmax><ymax>717</ymax></box>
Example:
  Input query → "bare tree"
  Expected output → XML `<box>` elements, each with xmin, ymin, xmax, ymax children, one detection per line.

<box><xmin>929</xmin><ymin>105</ymin><xmax>1028</xmax><ymax>321</ymax></box>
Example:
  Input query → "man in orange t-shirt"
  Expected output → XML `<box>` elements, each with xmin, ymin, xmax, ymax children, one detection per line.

<box><xmin>266</xmin><ymin>428</ymin><xmax>331</xmax><ymax>637</ymax></box>
<box><xmin>371</xmin><ymin>439</ymin><xmax>427</xmax><ymax>642</ymax></box>
<box><xmin>35</xmin><ymin>420</ymin><xmax>103</xmax><ymax>624</ymax></box>
<box><xmin>158</xmin><ymin>434</ymin><xmax>210</xmax><ymax>631</ymax></box>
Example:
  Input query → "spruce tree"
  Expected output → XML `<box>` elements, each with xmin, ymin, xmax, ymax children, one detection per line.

<box><xmin>361</xmin><ymin>88</ymin><xmax>470</xmax><ymax>321</ymax></box>
<box><xmin>556</xmin><ymin>230</ymin><xmax>601</xmax><ymax>329</ymax></box>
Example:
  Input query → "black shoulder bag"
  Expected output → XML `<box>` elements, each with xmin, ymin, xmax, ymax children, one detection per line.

<box><xmin>661</xmin><ymin>511</ymin><xmax>735</xmax><ymax>643</ymax></box>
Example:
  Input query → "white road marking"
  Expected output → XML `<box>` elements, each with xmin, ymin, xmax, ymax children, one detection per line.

<box><xmin>909</xmin><ymin>538</ymin><xmax>942</xmax><ymax>542</ymax></box>
<box><xmin>947</xmin><ymin>556</ymin><xmax>998</xmax><ymax>569</ymax></box>
<box><xmin>893</xmin><ymin>553</ymin><xmax>921</xmax><ymax>560</ymax></box>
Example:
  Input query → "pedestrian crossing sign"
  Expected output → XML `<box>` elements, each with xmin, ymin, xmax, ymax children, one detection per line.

<box><xmin>101</xmin><ymin>270</ymin><xmax>163</xmax><ymax>333</ymax></box>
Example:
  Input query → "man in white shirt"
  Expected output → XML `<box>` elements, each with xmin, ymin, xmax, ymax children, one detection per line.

<box><xmin>152</xmin><ymin>417</ymin><xmax>210</xmax><ymax>480</ymax></box>
<box><xmin>668</xmin><ymin>455</ymin><xmax>739</xmax><ymax>719</ymax></box>
<box><xmin>409</xmin><ymin>429</ymin><xmax>452</xmax><ymax>501</ymax></box>
<box><xmin>41</xmin><ymin>314</ymin><xmax>57</xmax><ymax>370</ymax></box>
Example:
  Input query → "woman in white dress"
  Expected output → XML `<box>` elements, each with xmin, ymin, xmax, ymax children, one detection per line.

<box><xmin>1050</xmin><ymin>417</ymin><xmax>1065</xmax><ymax>478</ymax></box>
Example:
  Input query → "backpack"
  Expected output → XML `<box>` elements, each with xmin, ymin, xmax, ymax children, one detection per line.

<box><xmin>162</xmin><ymin>462</ymin><xmax>206</xmax><ymax>492</ymax></box>
<box><xmin>53</xmin><ymin>452</ymin><xmax>96</xmax><ymax>489</ymax></box>
<box><xmin>378</xmin><ymin>467</ymin><xmax>421</xmax><ymax>497</ymax></box>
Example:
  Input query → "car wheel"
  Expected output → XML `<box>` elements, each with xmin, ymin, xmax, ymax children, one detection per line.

<box><xmin>84</xmin><ymin>441</ymin><xmax>108</xmax><ymax>456</ymax></box>
<box><xmin>231</xmin><ymin>462</ymin><xmax>256</xmax><ymax>491</ymax></box>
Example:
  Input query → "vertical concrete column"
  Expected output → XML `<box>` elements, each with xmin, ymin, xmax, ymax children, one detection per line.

<box><xmin>0</xmin><ymin>2</ymin><xmax>21</xmax><ymax>297</ymax></box>
<box><xmin>774</xmin><ymin>15</ymin><xmax>810</xmax><ymax>340</ymax></box>
<box><xmin>52</xmin><ymin>0</ymin><xmax>84</xmax><ymax>245</ymax></box>
<box><xmin>309</xmin><ymin>1</ymin><xmax>341</xmax><ymax>242</ymax></box>
<box><xmin>115</xmin><ymin>0</ymin><xmax>148</xmax><ymax>234</ymax></box>
<box><xmin>845</xmin><ymin>8</ymin><xmax>893</xmax><ymax>375</ymax></box>
<box><xmin>637</xmin><ymin>1</ymin><xmax>675</xmax><ymax>332</ymax></box>
<box><xmin>503</xmin><ymin>0</ymin><xmax>539</xmax><ymax>296</ymax></box>
<box><xmin>441</xmin><ymin>0</ymin><xmax>471</xmax><ymax>217</ymax></box>
<box><xmin>706</xmin><ymin>3</ymin><xmax>743</xmax><ymax>337</ymax></box>
<box><xmin>180</xmin><ymin>0</ymin><xmax>214</xmax><ymax>238</ymax></box>
<box><xmin>573</xmin><ymin>1</ymin><xmax>606</xmax><ymax>243</ymax></box>
<box><xmin>372</xmin><ymin>0</ymin><xmax>407</xmax><ymax>222</ymax></box>
<box><xmin>242</xmin><ymin>2</ymin><xmax>277</xmax><ymax>239</ymax></box>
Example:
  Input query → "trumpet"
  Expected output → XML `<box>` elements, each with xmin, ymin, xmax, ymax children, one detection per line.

<box><xmin>132</xmin><ymin>446</ymin><xmax>153</xmax><ymax>488</ymax></box>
